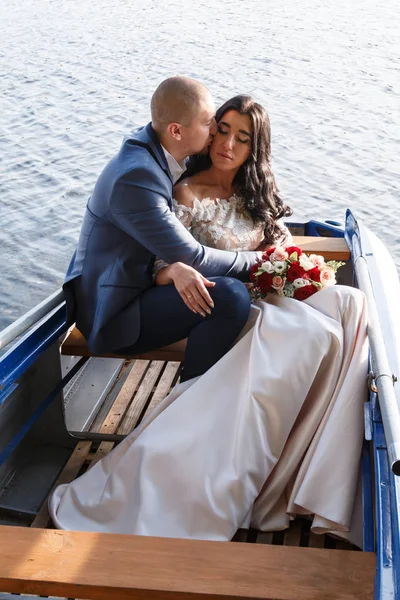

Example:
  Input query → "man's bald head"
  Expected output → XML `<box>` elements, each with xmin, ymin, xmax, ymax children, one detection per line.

<box><xmin>151</xmin><ymin>76</ymin><xmax>213</xmax><ymax>132</ymax></box>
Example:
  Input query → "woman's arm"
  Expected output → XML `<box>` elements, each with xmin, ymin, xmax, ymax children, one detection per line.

<box><xmin>256</xmin><ymin>220</ymin><xmax>293</xmax><ymax>252</ymax></box>
<box><xmin>275</xmin><ymin>220</ymin><xmax>293</xmax><ymax>246</ymax></box>
<box><xmin>173</xmin><ymin>182</ymin><xmax>197</xmax><ymax>224</ymax></box>
<box><xmin>154</xmin><ymin>263</ymin><xmax>176</xmax><ymax>286</ymax></box>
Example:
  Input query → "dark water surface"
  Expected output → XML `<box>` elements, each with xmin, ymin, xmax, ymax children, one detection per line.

<box><xmin>1</xmin><ymin>0</ymin><xmax>399</xmax><ymax>330</ymax></box>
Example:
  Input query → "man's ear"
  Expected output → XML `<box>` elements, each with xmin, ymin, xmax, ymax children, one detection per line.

<box><xmin>167</xmin><ymin>122</ymin><xmax>183</xmax><ymax>141</ymax></box>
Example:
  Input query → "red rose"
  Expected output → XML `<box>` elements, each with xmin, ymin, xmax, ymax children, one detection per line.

<box><xmin>258</xmin><ymin>271</ymin><xmax>273</xmax><ymax>293</ymax></box>
<box><xmin>287</xmin><ymin>263</ymin><xmax>306</xmax><ymax>282</ymax></box>
<box><xmin>262</xmin><ymin>247</ymin><xmax>276</xmax><ymax>260</ymax></box>
<box><xmin>249</xmin><ymin>263</ymin><xmax>259</xmax><ymax>282</ymax></box>
<box><xmin>285</xmin><ymin>245</ymin><xmax>303</xmax><ymax>257</ymax></box>
<box><xmin>308</xmin><ymin>266</ymin><xmax>321</xmax><ymax>282</ymax></box>
<box><xmin>294</xmin><ymin>285</ymin><xmax>318</xmax><ymax>301</ymax></box>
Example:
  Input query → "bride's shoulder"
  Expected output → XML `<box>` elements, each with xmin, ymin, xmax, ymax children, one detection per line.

<box><xmin>174</xmin><ymin>175</ymin><xmax>212</xmax><ymax>207</ymax></box>
<box><xmin>174</xmin><ymin>180</ymin><xmax>197</xmax><ymax>208</ymax></box>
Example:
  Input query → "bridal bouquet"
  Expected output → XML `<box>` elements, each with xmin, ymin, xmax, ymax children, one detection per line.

<box><xmin>249</xmin><ymin>245</ymin><xmax>345</xmax><ymax>301</ymax></box>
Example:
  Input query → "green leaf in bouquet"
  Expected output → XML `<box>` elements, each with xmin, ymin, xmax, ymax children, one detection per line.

<box><xmin>326</xmin><ymin>260</ymin><xmax>346</xmax><ymax>272</ymax></box>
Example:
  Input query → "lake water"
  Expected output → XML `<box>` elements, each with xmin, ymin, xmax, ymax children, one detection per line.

<box><xmin>1</xmin><ymin>0</ymin><xmax>399</xmax><ymax>331</ymax></box>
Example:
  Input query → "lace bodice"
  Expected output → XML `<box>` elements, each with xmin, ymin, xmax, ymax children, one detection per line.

<box><xmin>153</xmin><ymin>194</ymin><xmax>292</xmax><ymax>277</ymax></box>
<box><xmin>173</xmin><ymin>195</ymin><xmax>265</xmax><ymax>251</ymax></box>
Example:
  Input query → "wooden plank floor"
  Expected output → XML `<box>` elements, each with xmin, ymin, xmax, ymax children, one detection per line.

<box><xmin>31</xmin><ymin>358</ymin><xmax>358</xmax><ymax>552</ymax></box>
<box><xmin>0</xmin><ymin>358</ymin><xmax>364</xmax><ymax>599</ymax></box>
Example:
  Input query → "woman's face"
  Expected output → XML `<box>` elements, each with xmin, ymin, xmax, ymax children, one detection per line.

<box><xmin>209</xmin><ymin>109</ymin><xmax>252</xmax><ymax>172</ymax></box>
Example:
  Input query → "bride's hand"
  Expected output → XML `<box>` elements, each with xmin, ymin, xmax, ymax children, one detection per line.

<box><xmin>155</xmin><ymin>262</ymin><xmax>215</xmax><ymax>317</ymax></box>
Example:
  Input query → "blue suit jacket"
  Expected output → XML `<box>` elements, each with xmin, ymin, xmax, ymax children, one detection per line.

<box><xmin>64</xmin><ymin>123</ymin><xmax>257</xmax><ymax>353</ymax></box>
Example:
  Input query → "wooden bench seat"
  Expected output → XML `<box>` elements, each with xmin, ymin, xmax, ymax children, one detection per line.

<box><xmin>61</xmin><ymin>326</ymin><xmax>187</xmax><ymax>361</ymax></box>
<box><xmin>61</xmin><ymin>236</ymin><xmax>350</xmax><ymax>361</ymax></box>
<box><xmin>0</xmin><ymin>525</ymin><xmax>375</xmax><ymax>600</ymax></box>
<box><xmin>291</xmin><ymin>235</ymin><xmax>350</xmax><ymax>261</ymax></box>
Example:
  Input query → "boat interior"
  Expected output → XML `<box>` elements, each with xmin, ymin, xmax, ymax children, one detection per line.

<box><xmin>0</xmin><ymin>221</ymin><xmax>393</xmax><ymax>599</ymax></box>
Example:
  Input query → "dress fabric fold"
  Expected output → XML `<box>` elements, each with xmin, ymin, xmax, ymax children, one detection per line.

<box><xmin>50</xmin><ymin>285</ymin><xmax>368</xmax><ymax>547</ymax></box>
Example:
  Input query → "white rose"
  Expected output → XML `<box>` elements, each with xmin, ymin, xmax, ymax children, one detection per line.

<box><xmin>261</xmin><ymin>261</ymin><xmax>275</xmax><ymax>274</ymax></box>
<box><xmin>299</xmin><ymin>255</ymin><xmax>315</xmax><ymax>271</ymax></box>
<box><xmin>272</xmin><ymin>261</ymin><xmax>287</xmax><ymax>274</ymax></box>
<box><xmin>309</xmin><ymin>254</ymin><xmax>325</xmax><ymax>267</ymax></box>
<box><xmin>293</xmin><ymin>277</ymin><xmax>310</xmax><ymax>288</ymax></box>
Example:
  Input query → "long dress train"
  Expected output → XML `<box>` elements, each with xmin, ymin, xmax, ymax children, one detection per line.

<box><xmin>50</xmin><ymin>283</ymin><xmax>368</xmax><ymax>547</ymax></box>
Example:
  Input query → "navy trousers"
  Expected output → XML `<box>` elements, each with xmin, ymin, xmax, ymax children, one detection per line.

<box><xmin>117</xmin><ymin>277</ymin><xmax>251</xmax><ymax>381</ymax></box>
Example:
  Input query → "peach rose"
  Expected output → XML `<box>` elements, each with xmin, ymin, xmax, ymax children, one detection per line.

<box><xmin>272</xmin><ymin>275</ymin><xmax>284</xmax><ymax>291</ymax></box>
<box><xmin>270</xmin><ymin>247</ymin><xmax>288</xmax><ymax>263</ymax></box>
<box><xmin>320</xmin><ymin>266</ymin><xmax>336</xmax><ymax>286</ymax></box>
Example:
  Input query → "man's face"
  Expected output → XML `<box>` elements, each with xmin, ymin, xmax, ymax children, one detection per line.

<box><xmin>181</xmin><ymin>97</ymin><xmax>217</xmax><ymax>156</ymax></box>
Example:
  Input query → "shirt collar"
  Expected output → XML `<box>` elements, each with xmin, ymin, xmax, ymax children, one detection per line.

<box><xmin>161</xmin><ymin>145</ymin><xmax>186</xmax><ymax>184</ymax></box>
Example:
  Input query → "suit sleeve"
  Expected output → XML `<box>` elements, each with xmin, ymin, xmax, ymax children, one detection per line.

<box><xmin>110</xmin><ymin>181</ymin><xmax>258</xmax><ymax>279</ymax></box>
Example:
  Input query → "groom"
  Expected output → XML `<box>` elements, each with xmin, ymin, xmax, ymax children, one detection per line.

<box><xmin>64</xmin><ymin>76</ymin><xmax>259</xmax><ymax>380</ymax></box>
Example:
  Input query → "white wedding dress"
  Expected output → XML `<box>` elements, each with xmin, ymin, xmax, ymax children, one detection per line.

<box><xmin>50</xmin><ymin>195</ymin><xmax>368</xmax><ymax>547</ymax></box>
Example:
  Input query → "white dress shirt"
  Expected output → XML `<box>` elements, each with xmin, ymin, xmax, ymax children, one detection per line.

<box><xmin>161</xmin><ymin>145</ymin><xmax>186</xmax><ymax>184</ymax></box>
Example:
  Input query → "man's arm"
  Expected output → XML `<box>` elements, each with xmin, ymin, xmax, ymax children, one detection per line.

<box><xmin>110</xmin><ymin>181</ymin><xmax>258</xmax><ymax>279</ymax></box>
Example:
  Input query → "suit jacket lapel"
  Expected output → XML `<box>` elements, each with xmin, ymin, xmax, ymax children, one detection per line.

<box><xmin>144</xmin><ymin>124</ymin><xmax>174</xmax><ymax>210</ymax></box>
<box><xmin>143</xmin><ymin>123</ymin><xmax>174</xmax><ymax>184</ymax></box>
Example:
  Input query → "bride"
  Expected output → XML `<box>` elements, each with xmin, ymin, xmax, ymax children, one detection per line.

<box><xmin>50</xmin><ymin>96</ymin><xmax>368</xmax><ymax>547</ymax></box>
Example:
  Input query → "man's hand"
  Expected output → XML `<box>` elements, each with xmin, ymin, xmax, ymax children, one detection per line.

<box><xmin>155</xmin><ymin>262</ymin><xmax>215</xmax><ymax>317</ymax></box>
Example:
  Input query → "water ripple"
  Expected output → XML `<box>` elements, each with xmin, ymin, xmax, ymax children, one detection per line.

<box><xmin>0</xmin><ymin>0</ymin><xmax>399</xmax><ymax>328</ymax></box>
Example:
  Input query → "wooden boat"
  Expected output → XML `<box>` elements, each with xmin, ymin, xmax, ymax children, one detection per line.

<box><xmin>0</xmin><ymin>209</ymin><xmax>399</xmax><ymax>600</ymax></box>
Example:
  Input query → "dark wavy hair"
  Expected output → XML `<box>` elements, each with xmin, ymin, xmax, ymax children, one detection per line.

<box><xmin>184</xmin><ymin>95</ymin><xmax>293</xmax><ymax>244</ymax></box>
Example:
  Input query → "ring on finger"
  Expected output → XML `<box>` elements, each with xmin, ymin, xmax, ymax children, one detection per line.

<box><xmin>186</xmin><ymin>294</ymin><xmax>193</xmax><ymax>298</ymax></box>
